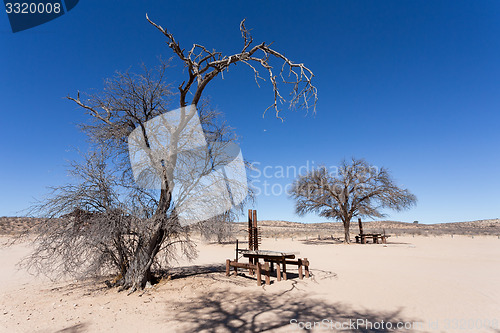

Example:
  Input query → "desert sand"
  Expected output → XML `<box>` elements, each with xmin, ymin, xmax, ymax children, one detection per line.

<box><xmin>1</xmin><ymin>234</ymin><xmax>499</xmax><ymax>332</ymax></box>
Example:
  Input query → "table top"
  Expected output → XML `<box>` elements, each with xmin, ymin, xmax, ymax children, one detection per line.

<box><xmin>240</xmin><ymin>250</ymin><xmax>296</xmax><ymax>258</ymax></box>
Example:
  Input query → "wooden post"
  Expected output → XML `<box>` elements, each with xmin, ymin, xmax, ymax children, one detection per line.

<box><xmin>264</xmin><ymin>262</ymin><xmax>270</xmax><ymax>285</ymax></box>
<box><xmin>276</xmin><ymin>262</ymin><xmax>281</xmax><ymax>282</ymax></box>
<box><xmin>248</xmin><ymin>209</ymin><xmax>253</xmax><ymax>251</ymax></box>
<box><xmin>235</xmin><ymin>239</ymin><xmax>239</xmax><ymax>262</ymax></box>
<box><xmin>256</xmin><ymin>262</ymin><xmax>262</xmax><ymax>286</ymax></box>
<box><xmin>252</xmin><ymin>210</ymin><xmax>258</xmax><ymax>251</ymax></box>
<box><xmin>358</xmin><ymin>217</ymin><xmax>364</xmax><ymax>235</ymax></box>
<box><xmin>282</xmin><ymin>257</ymin><xmax>287</xmax><ymax>280</ymax></box>
<box><xmin>298</xmin><ymin>259</ymin><xmax>303</xmax><ymax>280</ymax></box>
<box><xmin>226</xmin><ymin>259</ymin><xmax>230</xmax><ymax>276</ymax></box>
<box><xmin>304</xmin><ymin>258</ymin><xmax>310</xmax><ymax>278</ymax></box>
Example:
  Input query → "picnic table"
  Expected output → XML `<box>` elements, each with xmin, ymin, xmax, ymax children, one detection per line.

<box><xmin>355</xmin><ymin>233</ymin><xmax>390</xmax><ymax>244</ymax></box>
<box><xmin>240</xmin><ymin>250</ymin><xmax>308</xmax><ymax>281</ymax></box>
<box><xmin>225</xmin><ymin>211</ymin><xmax>311</xmax><ymax>286</ymax></box>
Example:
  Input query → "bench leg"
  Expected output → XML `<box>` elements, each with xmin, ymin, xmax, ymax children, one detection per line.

<box><xmin>264</xmin><ymin>262</ymin><xmax>270</xmax><ymax>285</ymax></box>
<box><xmin>282</xmin><ymin>258</ymin><xmax>287</xmax><ymax>281</ymax></box>
<box><xmin>226</xmin><ymin>259</ymin><xmax>230</xmax><ymax>276</ymax></box>
<box><xmin>298</xmin><ymin>259</ymin><xmax>303</xmax><ymax>280</ymax></box>
<box><xmin>256</xmin><ymin>262</ymin><xmax>262</xmax><ymax>286</ymax></box>
<box><xmin>304</xmin><ymin>258</ymin><xmax>310</xmax><ymax>278</ymax></box>
<box><xmin>276</xmin><ymin>262</ymin><xmax>281</xmax><ymax>281</ymax></box>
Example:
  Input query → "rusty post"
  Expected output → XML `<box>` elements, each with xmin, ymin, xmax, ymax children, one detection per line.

<box><xmin>282</xmin><ymin>257</ymin><xmax>287</xmax><ymax>280</ymax></box>
<box><xmin>248</xmin><ymin>209</ymin><xmax>253</xmax><ymax>251</ymax></box>
<box><xmin>256</xmin><ymin>262</ymin><xmax>262</xmax><ymax>286</ymax></box>
<box><xmin>298</xmin><ymin>259</ymin><xmax>303</xmax><ymax>280</ymax></box>
<box><xmin>226</xmin><ymin>259</ymin><xmax>230</xmax><ymax>276</ymax></box>
<box><xmin>276</xmin><ymin>262</ymin><xmax>281</xmax><ymax>282</ymax></box>
<box><xmin>264</xmin><ymin>262</ymin><xmax>270</xmax><ymax>285</ymax></box>
<box><xmin>304</xmin><ymin>258</ymin><xmax>310</xmax><ymax>278</ymax></box>
<box><xmin>252</xmin><ymin>209</ymin><xmax>258</xmax><ymax>251</ymax></box>
<box><xmin>235</xmin><ymin>239</ymin><xmax>239</xmax><ymax>262</ymax></box>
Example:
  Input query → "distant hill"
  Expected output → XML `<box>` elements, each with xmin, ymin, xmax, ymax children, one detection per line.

<box><xmin>235</xmin><ymin>218</ymin><xmax>500</xmax><ymax>238</ymax></box>
<box><xmin>2</xmin><ymin>216</ymin><xmax>499</xmax><ymax>237</ymax></box>
<box><xmin>0</xmin><ymin>216</ymin><xmax>42</xmax><ymax>235</ymax></box>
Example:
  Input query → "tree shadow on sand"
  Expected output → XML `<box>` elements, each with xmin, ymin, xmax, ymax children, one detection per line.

<box><xmin>167</xmin><ymin>287</ymin><xmax>423</xmax><ymax>332</ymax></box>
<box><xmin>300</xmin><ymin>238</ymin><xmax>344</xmax><ymax>245</ymax></box>
<box><xmin>55</xmin><ymin>323</ymin><xmax>87</xmax><ymax>333</ymax></box>
<box><xmin>165</xmin><ymin>263</ymin><xmax>227</xmax><ymax>280</ymax></box>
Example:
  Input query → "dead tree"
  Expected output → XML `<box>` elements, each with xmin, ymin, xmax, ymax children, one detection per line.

<box><xmin>290</xmin><ymin>158</ymin><xmax>417</xmax><ymax>243</ymax></box>
<box><xmin>26</xmin><ymin>16</ymin><xmax>317</xmax><ymax>292</ymax></box>
<box><xmin>22</xmin><ymin>64</ymin><xmax>238</xmax><ymax>292</ymax></box>
<box><xmin>146</xmin><ymin>15</ymin><xmax>318</xmax><ymax>119</ymax></box>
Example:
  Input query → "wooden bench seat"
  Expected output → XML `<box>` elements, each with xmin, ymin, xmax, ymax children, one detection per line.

<box><xmin>225</xmin><ymin>259</ymin><xmax>270</xmax><ymax>286</ymax></box>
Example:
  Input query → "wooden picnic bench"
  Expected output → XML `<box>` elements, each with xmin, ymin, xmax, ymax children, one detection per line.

<box><xmin>355</xmin><ymin>233</ymin><xmax>390</xmax><ymax>244</ymax></box>
<box><xmin>225</xmin><ymin>210</ymin><xmax>311</xmax><ymax>285</ymax></box>
<box><xmin>225</xmin><ymin>259</ymin><xmax>270</xmax><ymax>286</ymax></box>
<box><xmin>241</xmin><ymin>250</ymin><xmax>310</xmax><ymax>281</ymax></box>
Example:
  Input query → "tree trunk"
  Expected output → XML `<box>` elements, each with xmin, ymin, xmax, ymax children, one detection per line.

<box><xmin>343</xmin><ymin>220</ymin><xmax>351</xmax><ymax>243</ymax></box>
<box><xmin>121</xmin><ymin>224</ymin><xmax>165</xmax><ymax>291</ymax></box>
<box><xmin>121</xmin><ymin>187</ymin><xmax>172</xmax><ymax>292</ymax></box>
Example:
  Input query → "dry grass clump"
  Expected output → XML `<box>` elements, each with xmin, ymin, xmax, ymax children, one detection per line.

<box><xmin>0</xmin><ymin>216</ymin><xmax>41</xmax><ymax>235</ymax></box>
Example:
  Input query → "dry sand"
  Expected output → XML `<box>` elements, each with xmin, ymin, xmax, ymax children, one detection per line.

<box><xmin>1</xmin><ymin>235</ymin><xmax>499</xmax><ymax>332</ymax></box>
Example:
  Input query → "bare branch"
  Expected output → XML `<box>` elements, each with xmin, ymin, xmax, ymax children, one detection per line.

<box><xmin>146</xmin><ymin>14</ymin><xmax>318</xmax><ymax>119</ymax></box>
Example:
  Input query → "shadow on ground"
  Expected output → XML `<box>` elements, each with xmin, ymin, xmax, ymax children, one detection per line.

<box><xmin>167</xmin><ymin>287</ymin><xmax>422</xmax><ymax>332</ymax></box>
<box><xmin>300</xmin><ymin>238</ymin><xmax>344</xmax><ymax>245</ymax></box>
<box><xmin>55</xmin><ymin>323</ymin><xmax>87</xmax><ymax>333</ymax></box>
<box><xmin>160</xmin><ymin>263</ymin><xmax>226</xmax><ymax>280</ymax></box>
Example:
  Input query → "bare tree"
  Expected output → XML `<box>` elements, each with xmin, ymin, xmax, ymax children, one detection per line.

<box><xmin>22</xmin><ymin>63</ymin><xmax>242</xmax><ymax>291</ymax></box>
<box><xmin>146</xmin><ymin>16</ymin><xmax>318</xmax><ymax>119</ymax></box>
<box><xmin>290</xmin><ymin>158</ymin><xmax>417</xmax><ymax>243</ymax></box>
<box><xmin>26</xmin><ymin>16</ymin><xmax>317</xmax><ymax>292</ymax></box>
<box><xmin>23</xmin><ymin>148</ymin><xmax>197</xmax><ymax>282</ymax></box>
<box><xmin>196</xmin><ymin>211</ymin><xmax>236</xmax><ymax>244</ymax></box>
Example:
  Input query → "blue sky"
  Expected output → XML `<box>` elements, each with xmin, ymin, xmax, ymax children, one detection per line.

<box><xmin>1</xmin><ymin>1</ymin><xmax>499</xmax><ymax>224</ymax></box>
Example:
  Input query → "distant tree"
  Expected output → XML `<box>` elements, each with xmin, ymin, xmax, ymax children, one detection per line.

<box><xmin>196</xmin><ymin>211</ymin><xmax>236</xmax><ymax>244</ymax></box>
<box><xmin>290</xmin><ymin>158</ymin><xmax>417</xmax><ymax>243</ymax></box>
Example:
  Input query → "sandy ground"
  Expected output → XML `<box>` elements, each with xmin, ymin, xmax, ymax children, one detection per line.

<box><xmin>1</xmin><ymin>235</ymin><xmax>499</xmax><ymax>333</ymax></box>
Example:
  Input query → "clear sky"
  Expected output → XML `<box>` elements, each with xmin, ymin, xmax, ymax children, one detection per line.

<box><xmin>1</xmin><ymin>1</ymin><xmax>499</xmax><ymax>224</ymax></box>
